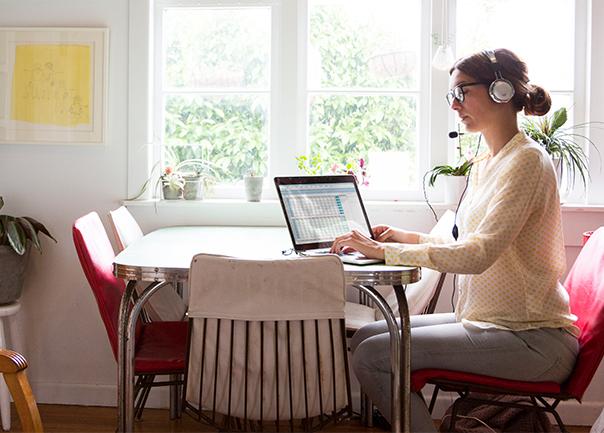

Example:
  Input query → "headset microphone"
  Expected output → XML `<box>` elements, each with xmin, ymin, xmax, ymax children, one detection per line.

<box><xmin>448</xmin><ymin>131</ymin><xmax>464</xmax><ymax>139</ymax></box>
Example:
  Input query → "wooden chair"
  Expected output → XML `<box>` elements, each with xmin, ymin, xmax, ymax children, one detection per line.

<box><xmin>0</xmin><ymin>349</ymin><xmax>43</xmax><ymax>432</ymax></box>
<box><xmin>108</xmin><ymin>206</ymin><xmax>186</xmax><ymax>322</ymax></box>
<box><xmin>411</xmin><ymin>226</ymin><xmax>604</xmax><ymax>433</ymax></box>
<box><xmin>183</xmin><ymin>254</ymin><xmax>352</xmax><ymax>432</ymax></box>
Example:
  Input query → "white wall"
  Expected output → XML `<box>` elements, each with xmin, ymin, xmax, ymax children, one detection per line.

<box><xmin>0</xmin><ymin>0</ymin><xmax>603</xmax><ymax>427</ymax></box>
<box><xmin>0</xmin><ymin>0</ymin><xmax>130</xmax><ymax>406</ymax></box>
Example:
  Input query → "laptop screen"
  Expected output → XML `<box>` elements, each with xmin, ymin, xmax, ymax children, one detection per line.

<box><xmin>274</xmin><ymin>175</ymin><xmax>374</xmax><ymax>251</ymax></box>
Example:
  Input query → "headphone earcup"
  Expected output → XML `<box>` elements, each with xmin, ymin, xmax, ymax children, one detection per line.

<box><xmin>489</xmin><ymin>78</ymin><xmax>515</xmax><ymax>103</ymax></box>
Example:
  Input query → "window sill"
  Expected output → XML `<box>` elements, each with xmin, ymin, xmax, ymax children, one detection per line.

<box><xmin>124</xmin><ymin>198</ymin><xmax>604</xmax><ymax>228</ymax></box>
<box><xmin>124</xmin><ymin>198</ymin><xmax>604</xmax><ymax>211</ymax></box>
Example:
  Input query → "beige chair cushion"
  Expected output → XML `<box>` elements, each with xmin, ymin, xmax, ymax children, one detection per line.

<box><xmin>187</xmin><ymin>254</ymin><xmax>349</xmax><ymax>420</ymax></box>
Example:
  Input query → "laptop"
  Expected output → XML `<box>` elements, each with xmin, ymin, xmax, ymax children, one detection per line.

<box><xmin>274</xmin><ymin>175</ymin><xmax>383</xmax><ymax>265</ymax></box>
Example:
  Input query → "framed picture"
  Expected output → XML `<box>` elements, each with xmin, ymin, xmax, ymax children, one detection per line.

<box><xmin>0</xmin><ymin>27</ymin><xmax>107</xmax><ymax>144</ymax></box>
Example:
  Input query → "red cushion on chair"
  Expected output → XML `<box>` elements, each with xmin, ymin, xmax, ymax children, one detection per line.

<box><xmin>410</xmin><ymin>368</ymin><xmax>561</xmax><ymax>394</ymax></box>
<box><xmin>135</xmin><ymin>321</ymin><xmax>188</xmax><ymax>373</ymax></box>
<box><xmin>562</xmin><ymin>226</ymin><xmax>604</xmax><ymax>400</ymax></box>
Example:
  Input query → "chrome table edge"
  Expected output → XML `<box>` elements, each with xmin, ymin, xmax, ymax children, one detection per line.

<box><xmin>345</xmin><ymin>267</ymin><xmax>421</xmax><ymax>286</ymax></box>
<box><xmin>114</xmin><ymin>263</ymin><xmax>189</xmax><ymax>283</ymax></box>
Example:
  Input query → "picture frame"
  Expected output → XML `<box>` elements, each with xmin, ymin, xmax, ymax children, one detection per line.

<box><xmin>0</xmin><ymin>27</ymin><xmax>107</xmax><ymax>145</ymax></box>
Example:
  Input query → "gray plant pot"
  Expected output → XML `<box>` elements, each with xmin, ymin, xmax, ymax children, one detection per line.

<box><xmin>0</xmin><ymin>245</ymin><xmax>30</xmax><ymax>304</ymax></box>
<box><xmin>162</xmin><ymin>185</ymin><xmax>182</xmax><ymax>200</ymax></box>
<box><xmin>244</xmin><ymin>176</ymin><xmax>264</xmax><ymax>202</ymax></box>
<box><xmin>183</xmin><ymin>175</ymin><xmax>203</xmax><ymax>200</ymax></box>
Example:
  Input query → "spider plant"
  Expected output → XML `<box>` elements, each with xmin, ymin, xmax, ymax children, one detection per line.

<box><xmin>522</xmin><ymin>107</ymin><xmax>600</xmax><ymax>191</ymax></box>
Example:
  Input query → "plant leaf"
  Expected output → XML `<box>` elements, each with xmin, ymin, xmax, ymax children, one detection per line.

<box><xmin>551</xmin><ymin>107</ymin><xmax>567</xmax><ymax>132</ymax></box>
<box><xmin>16</xmin><ymin>217</ymin><xmax>42</xmax><ymax>252</ymax></box>
<box><xmin>22</xmin><ymin>217</ymin><xmax>57</xmax><ymax>242</ymax></box>
<box><xmin>6</xmin><ymin>219</ymin><xmax>27</xmax><ymax>255</ymax></box>
<box><xmin>0</xmin><ymin>196</ymin><xmax>3</xmax><ymax>211</ymax></box>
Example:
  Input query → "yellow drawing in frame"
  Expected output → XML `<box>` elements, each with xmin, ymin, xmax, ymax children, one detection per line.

<box><xmin>11</xmin><ymin>44</ymin><xmax>91</xmax><ymax>127</ymax></box>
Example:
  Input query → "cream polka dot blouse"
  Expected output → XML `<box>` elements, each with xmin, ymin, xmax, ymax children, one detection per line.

<box><xmin>385</xmin><ymin>132</ymin><xmax>578</xmax><ymax>332</ymax></box>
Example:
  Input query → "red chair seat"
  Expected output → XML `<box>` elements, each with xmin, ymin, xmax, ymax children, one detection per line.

<box><xmin>135</xmin><ymin>321</ymin><xmax>188</xmax><ymax>373</ymax></box>
<box><xmin>411</xmin><ymin>368</ymin><xmax>561</xmax><ymax>394</ymax></box>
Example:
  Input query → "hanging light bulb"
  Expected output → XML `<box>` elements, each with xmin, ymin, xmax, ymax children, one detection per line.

<box><xmin>432</xmin><ymin>0</ymin><xmax>455</xmax><ymax>71</ymax></box>
<box><xmin>432</xmin><ymin>44</ymin><xmax>455</xmax><ymax>71</ymax></box>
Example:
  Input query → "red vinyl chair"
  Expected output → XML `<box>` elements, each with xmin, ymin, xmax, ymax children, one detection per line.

<box><xmin>73</xmin><ymin>211</ymin><xmax>188</xmax><ymax>420</ymax></box>
<box><xmin>411</xmin><ymin>226</ymin><xmax>604</xmax><ymax>433</ymax></box>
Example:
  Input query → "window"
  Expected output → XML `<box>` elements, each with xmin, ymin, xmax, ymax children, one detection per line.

<box><xmin>306</xmin><ymin>0</ymin><xmax>422</xmax><ymax>193</ymax></box>
<box><xmin>130</xmin><ymin>0</ymin><xmax>591</xmax><ymax>202</ymax></box>
<box><xmin>454</xmin><ymin>0</ymin><xmax>581</xmax><ymax>198</ymax></box>
<box><xmin>158</xmin><ymin>5</ymin><xmax>271</xmax><ymax>182</ymax></box>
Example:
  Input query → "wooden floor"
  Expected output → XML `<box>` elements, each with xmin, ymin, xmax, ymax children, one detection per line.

<box><xmin>9</xmin><ymin>404</ymin><xmax>593</xmax><ymax>433</ymax></box>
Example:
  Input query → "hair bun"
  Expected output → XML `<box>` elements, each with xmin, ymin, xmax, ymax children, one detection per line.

<box><xmin>524</xmin><ymin>85</ymin><xmax>552</xmax><ymax>116</ymax></box>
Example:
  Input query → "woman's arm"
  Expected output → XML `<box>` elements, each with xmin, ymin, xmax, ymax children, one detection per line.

<box><xmin>383</xmin><ymin>149</ymin><xmax>547</xmax><ymax>273</ymax></box>
<box><xmin>372</xmin><ymin>225</ymin><xmax>421</xmax><ymax>244</ymax></box>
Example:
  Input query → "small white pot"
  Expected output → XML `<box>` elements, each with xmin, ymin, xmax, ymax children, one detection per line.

<box><xmin>244</xmin><ymin>176</ymin><xmax>264</xmax><ymax>202</ymax></box>
<box><xmin>443</xmin><ymin>175</ymin><xmax>468</xmax><ymax>205</ymax></box>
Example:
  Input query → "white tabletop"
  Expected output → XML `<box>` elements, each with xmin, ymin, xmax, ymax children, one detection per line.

<box><xmin>113</xmin><ymin>226</ymin><xmax>420</xmax><ymax>285</ymax></box>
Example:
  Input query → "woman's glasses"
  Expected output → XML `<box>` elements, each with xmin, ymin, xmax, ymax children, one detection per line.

<box><xmin>446</xmin><ymin>82</ymin><xmax>485</xmax><ymax>106</ymax></box>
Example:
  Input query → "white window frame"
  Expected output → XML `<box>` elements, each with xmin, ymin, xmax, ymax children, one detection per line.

<box><xmin>128</xmin><ymin>0</ymin><xmax>598</xmax><ymax>204</ymax></box>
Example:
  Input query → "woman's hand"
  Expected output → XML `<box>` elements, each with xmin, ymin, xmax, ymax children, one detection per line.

<box><xmin>330</xmin><ymin>230</ymin><xmax>386</xmax><ymax>260</ymax></box>
<box><xmin>372</xmin><ymin>225</ymin><xmax>419</xmax><ymax>244</ymax></box>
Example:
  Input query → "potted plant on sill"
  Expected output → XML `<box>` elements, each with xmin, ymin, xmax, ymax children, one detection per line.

<box><xmin>295</xmin><ymin>154</ymin><xmax>370</xmax><ymax>186</ymax></box>
<box><xmin>521</xmin><ymin>107</ymin><xmax>600</xmax><ymax>192</ymax></box>
<box><xmin>426</xmin><ymin>159</ymin><xmax>473</xmax><ymax>205</ymax></box>
<box><xmin>243</xmin><ymin>171</ymin><xmax>264</xmax><ymax>202</ymax></box>
<box><xmin>0</xmin><ymin>197</ymin><xmax>56</xmax><ymax>304</ymax></box>
<box><xmin>159</xmin><ymin>167</ymin><xmax>185</xmax><ymax>200</ymax></box>
<box><xmin>174</xmin><ymin>159</ymin><xmax>219</xmax><ymax>201</ymax></box>
<box><xmin>131</xmin><ymin>158</ymin><xmax>220</xmax><ymax>201</ymax></box>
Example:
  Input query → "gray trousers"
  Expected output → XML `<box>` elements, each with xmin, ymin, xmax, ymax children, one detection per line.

<box><xmin>351</xmin><ymin>313</ymin><xmax>578</xmax><ymax>433</ymax></box>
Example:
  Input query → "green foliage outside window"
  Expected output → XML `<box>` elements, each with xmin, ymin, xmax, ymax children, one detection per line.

<box><xmin>163</xmin><ymin>5</ymin><xmax>418</xmax><ymax>185</ymax></box>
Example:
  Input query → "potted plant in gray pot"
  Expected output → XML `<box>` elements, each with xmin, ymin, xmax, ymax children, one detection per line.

<box><xmin>521</xmin><ymin>107</ymin><xmax>600</xmax><ymax>192</ymax></box>
<box><xmin>0</xmin><ymin>197</ymin><xmax>56</xmax><ymax>304</ymax></box>
<box><xmin>174</xmin><ymin>159</ymin><xmax>219</xmax><ymax>200</ymax></box>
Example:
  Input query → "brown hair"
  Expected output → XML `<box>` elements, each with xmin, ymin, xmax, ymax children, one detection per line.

<box><xmin>450</xmin><ymin>48</ymin><xmax>551</xmax><ymax>116</ymax></box>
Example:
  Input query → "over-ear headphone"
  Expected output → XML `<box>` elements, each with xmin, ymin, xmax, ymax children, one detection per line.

<box><xmin>483</xmin><ymin>50</ymin><xmax>515</xmax><ymax>104</ymax></box>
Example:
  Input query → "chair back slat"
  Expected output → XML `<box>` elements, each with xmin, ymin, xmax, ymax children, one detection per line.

<box><xmin>563</xmin><ymin>226</ymin><xmax>604</xmax><ymax>399</ymax></box>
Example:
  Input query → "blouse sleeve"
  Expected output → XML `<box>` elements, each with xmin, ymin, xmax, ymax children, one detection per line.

<box><xmin>384</xmin><ymin>149</ymin><xmax>546</xmax><ymax>273</ymax></box>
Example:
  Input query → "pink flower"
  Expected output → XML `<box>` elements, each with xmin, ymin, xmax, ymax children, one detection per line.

<box><xmin>359</xmin><ymin>158</ymin><xmax>365</xmax><ymax>168</ymax></box>
<box><xmin>164</xmin><ymin>166</ymin><xmax>173</xmax><ymax>175</ymax></box>
<box><xmin>330</xmin><ymin>163</ymin><xmax>340</xmax><ymax>173</ymax></box>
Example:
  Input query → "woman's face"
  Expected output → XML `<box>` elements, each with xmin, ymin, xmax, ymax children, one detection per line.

<box><xmin>448</xmin><ymin>69</ymin><xmax>498</xmax><ymax>133</ymax></box>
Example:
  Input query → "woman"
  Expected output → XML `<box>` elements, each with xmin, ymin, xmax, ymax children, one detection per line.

<box><xmin>330</xmin><ymin>48</ymin><xmax>579</xmax><ymax>432</ymax></box>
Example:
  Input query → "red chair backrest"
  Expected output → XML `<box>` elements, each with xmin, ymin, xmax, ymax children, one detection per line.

<box><xmin>562</xmin><ymin>226</ymin><xmax>604</xmax><ymax>400</ymax></box>
<box><xmin>73</xmin><ymin>212</ymin><xmax>131</xmax><ymax>361</ymax></box>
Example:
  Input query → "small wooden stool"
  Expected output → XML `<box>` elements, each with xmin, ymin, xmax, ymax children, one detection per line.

<box><xmin>0</xmin><ymin>302</ymin><xmax>22</xmax><ymax>431</ymax></box>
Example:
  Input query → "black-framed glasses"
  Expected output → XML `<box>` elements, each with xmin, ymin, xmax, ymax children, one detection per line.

<box><xmin>446</xmin><ymin>82</ymin><xmax>485</xmax><ymax>106</ymax></box>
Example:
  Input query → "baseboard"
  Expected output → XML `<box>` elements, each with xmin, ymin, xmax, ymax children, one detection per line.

<box><xmin>31</xmin><ymin>381</ymin><xmax>170</xmax><ymax>409</ymax></box>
